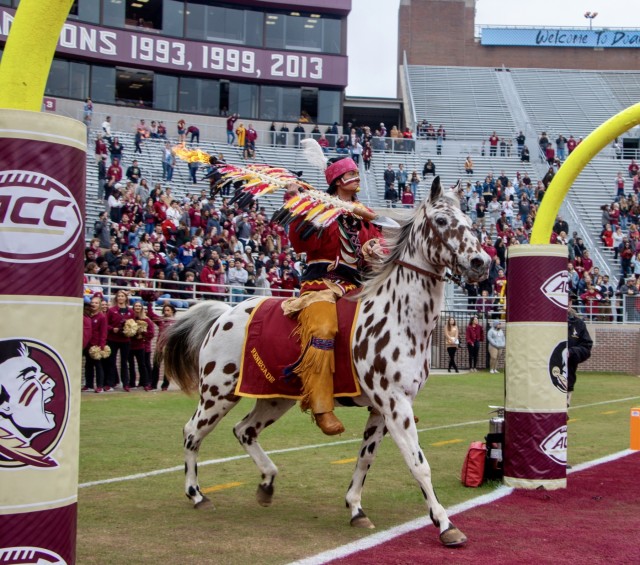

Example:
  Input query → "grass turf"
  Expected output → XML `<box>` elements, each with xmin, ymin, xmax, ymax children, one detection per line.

<box><xmin>76</xmin><ymin>371</ymin><xmax>640</xmax><ymax>564</ymax></box>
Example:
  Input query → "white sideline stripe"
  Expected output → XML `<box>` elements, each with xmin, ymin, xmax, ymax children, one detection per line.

<box><xmin>78</xmin><ymin>419</ymin><xmax>488</xmax><ymax>489</ymax></box>
<box><xmin>571</xmin><ymin>395</ymin><xmax>640</xmax><ymax>409</ymax></box>
<box><xmin>77</xmin><ymin>394</ymin><xmax>640</xmax><ymax>490</ymax></box>
<box><xmin>287</xmin><ymin>449</ymin><xmax>636</xmax><ymax>565</ymax></box>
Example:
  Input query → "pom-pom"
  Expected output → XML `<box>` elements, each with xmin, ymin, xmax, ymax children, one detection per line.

<box><xmin>88</xmin><ymin>345</ymin><xmax>102</xmax><ymax>360</ymax></box>
<box><xmin>135</xmin><ymin>320</ymin><xmax>148</xmax><ymax>336</ymax></box>
<box><xmin>123</xmin><ymin>318</ymin><xmax>139</xmax><ymax>337</ymax></box>
<box><xmin>101</xmin><ymin>345</ymin><xmax>112</xmax><ymax>359</ymax></box>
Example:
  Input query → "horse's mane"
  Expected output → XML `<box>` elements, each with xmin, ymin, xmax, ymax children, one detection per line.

<box><xmin>358</xmin><ymin>205</ymin><xmax>422</xmax><ymax>301</ymax></box>
<box><xmin>358</xmin><ymin>189</ymin><xmax>460</xmax><ymax>302</ymax></box>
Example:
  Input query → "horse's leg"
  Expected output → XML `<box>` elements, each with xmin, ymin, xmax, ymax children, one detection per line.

<box><xmin>184</xmin><ymin>364</ymin><xmax>242</xmax><ymax>509</ymax></box>
<box><xmin>233</xmin><ymin>398</ymin><xmax>296</xmax><ymax>507</ymax></box>
<box><xmin>345</xmin><ymin>409</ymin><xmax>387</xmax><ymax>529</ymax></box>
<box><xmin>381</xmin><ymin>396</ymin><xmax>467</xmax><ymax>547</ymax></box>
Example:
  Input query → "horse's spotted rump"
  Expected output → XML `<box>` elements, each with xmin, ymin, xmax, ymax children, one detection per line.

<box><xmin>223</xmin><ymin>363</ymin><xmax>237</xmax><ymax>375</ymax></box>
<box><xmin>363</xmin><ymin>367</ymin><xmax>375</xmax><ymax>389</ymax></box>
<box><xmin>373</xmin><ymin>354</ymin><xmax>387</xmax><ymax>375</ymax></box>
<box><xmin>374</xmin><ymin>331</ymin><xmax>390</xmax><ymax>354</ymax></box>
<box><xmin>353</xmin><ymin>337</ymin><xmax>369</xmax><ymax>361</ymax></box>
<box><xmin>223</xmin><ymin>321</ymin><xmax>234</xmax><ymax>331</ymax></box>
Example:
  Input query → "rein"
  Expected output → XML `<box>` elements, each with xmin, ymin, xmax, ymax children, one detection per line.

<box><xmin>393</xmin><ymin>259</ymin><xmax>445</xmax><ymax>282</ymax></box>
<box><xmin>393</xmin><ymin>259</ymin><xmax>463</xmax><ymax>287</ymax></box>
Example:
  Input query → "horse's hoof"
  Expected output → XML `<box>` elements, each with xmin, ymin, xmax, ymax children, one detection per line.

<box><xmin>256</xmin><ymin>483</ymin><xmax>274</xmax><ymax>507</ymax></box>
<box><xmin>350</xmin><ymin>510</ymin><xmax>375</xmax><ymax>529</ymax></box>
<box><xmin>194</xmin><ymin>496</ymin><xmax>214</xmax><ymax>510</ymax></box>
<box><xmin>439</xmin><ymin>526</ymin><xmax>467</xmax><ymax>547</ymax></box>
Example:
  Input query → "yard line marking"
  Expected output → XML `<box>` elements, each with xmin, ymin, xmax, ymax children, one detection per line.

<box><xmin>287</xmin><ymin>449</ymin><xmax>636</xmax><ymax>565</ymax></box>
<box><xmin>78</xmin><ymin>418</ymin><xmax>488</xmax><ymax>489</ymax></box>
<box><xmin>571</xmin><ymin>395</ymin><xmax>640</xmax><ymax>409</ymax></box>
<box><xmin>331</xmin><ymin>458</ymin><xmax>357</xmax><ymax>465</ymax></box>
<box><xmin>600</xmin><ymin>410</ymin><xmax>618</xmax><ymax>415</ymax></box>
<box><xmin>431</xmin><ymin>439</ymin><xmax>463</xmax><ymax>447</ymax></box>
<box><xmin>78</xmin><ymin>395</ymin><xmax>640</xmax><ymax>490</ymax></box>
<box><xmin>201</xmin><ymin>482</ymin><xmax>244</xmax><ymax>494</ymax></box>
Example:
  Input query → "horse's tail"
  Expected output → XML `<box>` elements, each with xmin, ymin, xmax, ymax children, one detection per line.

<box><xmin>162</xmin><ymin>301</ymin><xmax>232</xmax><ymax>393</ymax></box>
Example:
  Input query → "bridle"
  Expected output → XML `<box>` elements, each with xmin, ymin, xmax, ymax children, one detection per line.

<box><xmin>392</xmin><ymin>208</ymin><xmax>464</xmax><ymax>287</ymax></box>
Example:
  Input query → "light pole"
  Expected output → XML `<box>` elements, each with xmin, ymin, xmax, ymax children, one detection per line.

<box><xmin>584</xmin><ymin>11</ymin><xmax>598</xmax><ymax>30</ymax></box>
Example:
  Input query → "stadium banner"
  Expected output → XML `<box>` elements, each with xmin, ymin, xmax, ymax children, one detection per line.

<box><xmin>0</xmin><ymin>110</ymin><xmax>85</xmax><ymax>564</ymax></box>
<box><xmin>504</xmin><ymin>244</ymin><xmax>568</xmax><ymax>490</ymax></box>
<box><xmin>0</xmin><ymin>7</ymin><xmax>348</xmax><ymax>87</ymax></box>
<box><xmin>481</xmin><ymin>27</ymin><xmax>640</xmax><ymax>48</ymax></box>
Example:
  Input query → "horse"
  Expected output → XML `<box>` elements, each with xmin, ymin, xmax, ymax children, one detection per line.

<box><xmin>163</xmin><ymin>177</ymin><xmax>491</xmax><ymax>547</ymax></box>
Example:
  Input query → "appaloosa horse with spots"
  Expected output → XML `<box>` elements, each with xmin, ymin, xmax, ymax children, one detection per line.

<box><xmin>163</xmin><ymin>177</ymin><xmax>490</xmax><ymax>547</ymax></box>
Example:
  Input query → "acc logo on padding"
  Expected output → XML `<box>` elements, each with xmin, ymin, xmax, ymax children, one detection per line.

<box><xmin>540</xmin><ymin>271</ymin><xmax>569</xmax><ymax>309</ymax></box>
<box><xmin>0</xmin><ymin>170</ymin><xmax>82</xmax><ymax>263</ymax></box>
<box><xmin>0</xmin><ymin>546</ymin><xmax>66</xmax><ymax>565</ymax></box>
<box><xmin>540</xmin><ymin>425</ymin><xmax>567</xmax><ymax>465</ymax></box>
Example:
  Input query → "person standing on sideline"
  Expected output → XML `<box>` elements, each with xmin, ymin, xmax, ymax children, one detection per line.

<box><xmin>444</xmin><ymin>317</ymin><xmax>460</xmax><ymax>373</ymax></box>
<box><xmin>487</xmin><ymin>320</ymin><xmax>505</xmax><ymax>374</ymax></box>
<box><xmin>466</xmin><ymin>315</ymin><xmax>484</xmax><ymax>372</ymax></box>
<box><xmin>567</xmin><ymin>307</ymin><xmax>593</xmax><ymax>406</ymax></box>
<box><xmin>105</xmin><ymin>290</ymin><xmax>135</xmax><ymax>391</ymax></box>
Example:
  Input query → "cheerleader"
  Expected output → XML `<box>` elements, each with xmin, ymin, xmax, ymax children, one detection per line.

<box><xmin>106</xmin><ymin>289</ymin><xmax>135</xmax><ymax>391</ymax></box>
<box><xmin>83</xmin><ymin>294</ymin><xmax>108</xmax><ymax>393</ymax></box>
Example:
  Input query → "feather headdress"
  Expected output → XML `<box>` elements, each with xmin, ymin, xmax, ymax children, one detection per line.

<box><xmin>172</xmin><ymin>144</ymin><xmax>378</xmax><ymax>237</ymax></box>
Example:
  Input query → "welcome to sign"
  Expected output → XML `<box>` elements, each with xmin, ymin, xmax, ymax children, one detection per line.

<box><xmin>481</xmin><ymin>27</ymin><xmax>640</xmax><ymax>48</ymax></box>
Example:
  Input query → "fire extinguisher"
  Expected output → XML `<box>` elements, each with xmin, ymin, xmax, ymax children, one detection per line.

<box><xmin>485</xmin><ymin>406</ymin><xmax>504</xmax><ymax>480</ymax></box>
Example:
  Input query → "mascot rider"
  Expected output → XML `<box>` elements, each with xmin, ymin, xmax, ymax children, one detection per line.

<box><xmin>283</xmin><ymin>156</ymin><xmax>385</xmax><ymax>435</ymax></box>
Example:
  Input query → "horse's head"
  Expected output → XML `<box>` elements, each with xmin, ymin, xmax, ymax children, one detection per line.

<box><xmin>417</xmin><ymin>177</ymin><xmax>490</xmax><ymax>283</ymax></box>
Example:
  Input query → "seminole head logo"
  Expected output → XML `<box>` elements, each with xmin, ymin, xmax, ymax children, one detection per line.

<box><xmin>0</xmin><ymin>339</ymin><xmax>70</xmax><ymax>468</ymax></box>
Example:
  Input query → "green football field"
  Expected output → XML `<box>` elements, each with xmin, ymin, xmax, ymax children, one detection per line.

<box><xmin>76</xmin><ymin>371</ymin><xmax>640</xmax><ymax>564</ymax></box>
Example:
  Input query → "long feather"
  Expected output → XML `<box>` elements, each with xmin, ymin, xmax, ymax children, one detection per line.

<box><xmin>301</xmin><ymin>138</ymin><xmax>328</xmax><ymax>171</ymax></box>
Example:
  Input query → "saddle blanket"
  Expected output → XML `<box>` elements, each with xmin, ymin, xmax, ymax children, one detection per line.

<box><xmin>235</xmin><ymin>296</ymin><xmax>362</xmax><ymax>399</ymax></box>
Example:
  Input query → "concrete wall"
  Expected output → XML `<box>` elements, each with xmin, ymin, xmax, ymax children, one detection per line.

<box><xmin>433</xmin><ymin>319</ymin><xmax>640</xmax><ymax>374</ymax></box>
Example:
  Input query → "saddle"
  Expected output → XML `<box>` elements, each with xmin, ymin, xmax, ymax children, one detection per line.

<box><xmin>235</xmin><ymin>295</ymin><xmax>361</xmax><ymax>400</ymax></box>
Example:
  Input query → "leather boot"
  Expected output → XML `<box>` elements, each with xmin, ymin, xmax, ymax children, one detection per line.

<box><xmin>309</xmin><ymin>364</ymin><xmax>344</xmax><ymax>435</ymax></box>
<box><xmin>315</xmin><ymin>412</ymin><xmax>345</xmax><ymax>435</ymax></box>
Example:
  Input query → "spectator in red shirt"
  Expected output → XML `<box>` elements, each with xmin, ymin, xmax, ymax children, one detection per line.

<box><xmin>629</xmin><ymin>159</ymin><xmax>639</xmax><ymax>179</ymax></box>
<box><xmin>465</xmin><ymin>316</ymin><xmax>484</xmax><ymax>372</ymax></box>
<box><xmin>488</xmin><ymin>131</ymin><xmax>499</xmax><ymax>156</ymax></box>
<box><xmin>107</xmin><ymin>158</ymin><xmax>123</xmax><ymax>183</ymax></box>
